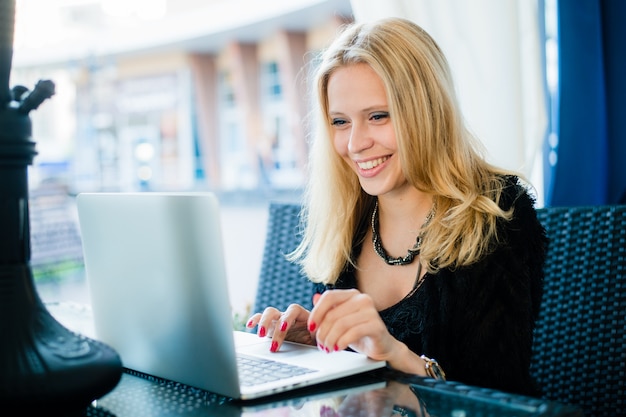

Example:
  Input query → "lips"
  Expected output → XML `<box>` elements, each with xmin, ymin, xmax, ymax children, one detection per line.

<box><xmin>357</xmin><ymin>156</ymin><xmax>390</xmax><ymax>170</ymax></box>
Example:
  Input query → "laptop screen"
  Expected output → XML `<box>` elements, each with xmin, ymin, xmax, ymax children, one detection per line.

<box><xmin>77</xmin><ymin>192</ymin><xmax>241</xmax><ymax>395</ymax></box>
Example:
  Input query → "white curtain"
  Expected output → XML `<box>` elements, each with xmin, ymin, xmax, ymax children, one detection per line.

<box><xmin>350</xmin><ymin>0</ymin><xmax>547</xmax><ymax>205</ymax></box>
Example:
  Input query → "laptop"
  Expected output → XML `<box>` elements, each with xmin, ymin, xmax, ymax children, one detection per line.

<box><xmin>75</xmin><ymin>192</ymin><xmax>386</xmax><ymax>400</ymax></box>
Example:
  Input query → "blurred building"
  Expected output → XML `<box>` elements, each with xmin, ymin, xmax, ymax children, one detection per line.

<box><xmin>12</xmin><ymin>0</ymin><xmax>353</xmax><ymax>193</ymax></box>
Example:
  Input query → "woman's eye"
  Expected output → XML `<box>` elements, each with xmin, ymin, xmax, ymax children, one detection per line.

<box><xmin>331</xmin><ymin>118</ymin><xmax>347</xmax><ymax>126</ymax></box>
<box><xmin>371</xmin><ymin>112</ymin><xmax>389</xmax><ymax>121</ymax></box>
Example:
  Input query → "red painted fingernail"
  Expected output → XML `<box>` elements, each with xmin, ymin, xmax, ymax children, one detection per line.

<box><xmin>280</xmin><ymin>321</ymin><xmax>288</xmax><ymax>332</ymax></box>
<box><xmin>246</xmin><ymin>319</ymin><xmax>254</xmax><ymax>328</ymax></box>
<box><xmin>270</xmin><ymin>341</ymin><xmax>278</xmax><ymax>352</ymax></box>
<box><xmin>259</xmin><ymin>326</ymin><xmax>266</xmax><ymax>337</ymax></box>
<box><xmin>334</xmin><ymin>344</ymin><xmax>339</xmax><ymax>352</ymax></box>
<box><xmin>318</xmin><ymin>343</ymin><xmax>325</xmax><ymax>351</ymax></box>
<box><xmin>308</xmin><ymin>322</ymin><xmax>316</xmax><ymax>332</ymax></box>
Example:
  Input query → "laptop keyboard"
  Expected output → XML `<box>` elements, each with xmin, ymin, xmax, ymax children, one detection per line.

<box><xmin>237</xmin><ymin>354</ymin><xmax>316</xmax><ymax>387</ymax></box>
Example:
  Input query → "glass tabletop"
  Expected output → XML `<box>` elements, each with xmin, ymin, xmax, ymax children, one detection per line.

<box><xmin>33</xmin><ymin>301</ymin><xmax>584</xmax><ymax>417</ymax></box>
<box><xmin>76</xmin><ymin>367</ymin><xmax>582</xmax><ymax>417</ymax></box>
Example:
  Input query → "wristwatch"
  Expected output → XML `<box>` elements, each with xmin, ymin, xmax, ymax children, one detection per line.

<box><xmin>420</xmin><ymin>355</ymin><xmax>446</xmax><ymax>380</ymax></box>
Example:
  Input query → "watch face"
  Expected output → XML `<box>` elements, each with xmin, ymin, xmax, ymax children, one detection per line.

<box><xmin>421</xmin><ymin>355</ymin><xmax>446</xmax><ymax>380</ymax></box>
<box><xmin>429</xmin><ymin>362</ymin><xmax>446</xmax><ymax>380</ymax></box>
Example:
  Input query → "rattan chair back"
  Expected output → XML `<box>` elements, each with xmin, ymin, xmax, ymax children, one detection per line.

<box><xmin>532</xmin><ymin>205</ymin><xmax>626</xmax><ymax>417</ymax></box>
<box><xmin>253</xmin><ymin>202</ymin><xmax>315</xmax><ymax>314</ymax></box>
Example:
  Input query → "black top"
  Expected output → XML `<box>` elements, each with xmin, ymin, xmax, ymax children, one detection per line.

<box><xmin>325</xmin><ymin>176</ymin><xmax>547</xmax><ymax>396</ymax></box>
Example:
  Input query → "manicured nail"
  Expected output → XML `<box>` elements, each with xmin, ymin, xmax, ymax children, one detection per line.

<box><xmin>246</xmin><ymin>319</ymin><xmax>254</xmax><ymax>328</ymax></box>
<box><xmin>270</xmin><ymin>341</ymin><xmax>278</xmax><ymax>352</ymax></box>
<box><xmin>308</xmin><ymin>322</ymin><xmax>316</xmax><ymax>332</ymax></box>
<box><xmin>280</xmin><ymin>321</ymin><xmax>288</xmax><ymax>332</ymax></box>
<box><xmin>333</xmin><ymin>344</ymin><xmax>339</xmax><ymax>352</ymax></box>
<box><xmin>317</xmin><ymin>342</ymin><xmax>324</xmax><ymax>351</ymax></box>
<box><xmin>259</xmin><ymin>326</ymin><xmax>266</xmax><ymax>337</ymax></box>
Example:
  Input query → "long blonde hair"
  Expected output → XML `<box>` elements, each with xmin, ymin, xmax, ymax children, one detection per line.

<box><xmin>290</xmin><ymin>17</ymin><xmax>518</xmax><ymax>284</ymax></box>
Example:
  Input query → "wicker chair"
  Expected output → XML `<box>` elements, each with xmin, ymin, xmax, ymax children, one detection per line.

<box><xmin>253</xmin><ymin>202</ymin><xmax>626</xmax><ymax>417</ymax></box>
<box><xmin>531</xmin><ymin>205</ymin><xmax>626</xmax><ymax>417</ymax></box>
<box><xmin>252</xmin><ymin>202</ymin><xmax>316</xmax><ymax>314</ymax></box>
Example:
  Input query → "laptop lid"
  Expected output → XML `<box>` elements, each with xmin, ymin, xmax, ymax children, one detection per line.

<box><xmin>76</xmin><ymin>192</ymin><xmax>385</xmax><ymax>400</ymax></box>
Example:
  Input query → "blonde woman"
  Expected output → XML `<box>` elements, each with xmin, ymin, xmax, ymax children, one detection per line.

<box><xmin>247</xmin><ymin>17</ymin><xmax>546</xmax><ymax>396</ymax></box>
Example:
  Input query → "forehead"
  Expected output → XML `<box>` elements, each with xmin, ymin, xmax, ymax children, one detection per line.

<box><xmin>328</xmin><ymin>63</ymin><xmax>382</xmax><ymax>87</ymax></box>
<box><xmin>327</xmin><ymin>63</ymin><xmax>388</xmax><ymax>110</ymax></box>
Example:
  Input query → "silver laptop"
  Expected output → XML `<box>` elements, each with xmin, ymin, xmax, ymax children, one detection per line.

<box><xmin>76</xmin><ymin>192</ymin><xmax>386</xmax><ymax>400</ymax></box>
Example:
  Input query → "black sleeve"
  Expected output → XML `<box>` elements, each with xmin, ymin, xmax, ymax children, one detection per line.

<box><xmin>422</xmin><ymin>178</ymin><xmax>547</xmax><ymax>396</ymax></box>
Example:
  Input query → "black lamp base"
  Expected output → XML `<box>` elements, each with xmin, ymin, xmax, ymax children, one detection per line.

<box><xmin>0</xmin><ymin>264</ymin><xmax>122</xmax><ymax>413</ymax></box>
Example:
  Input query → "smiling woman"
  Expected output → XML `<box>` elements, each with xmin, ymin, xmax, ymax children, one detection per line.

<box><xmin>247</xmin><ymin>17</ymin><xmax>548</xmax><ymax>397</ymax></box>
<box><xmin>328</xmin><ymin>63</ymin><xmax>404</xmax><ymax>198</ymax></box>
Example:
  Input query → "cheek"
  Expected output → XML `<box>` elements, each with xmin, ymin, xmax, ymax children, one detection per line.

<box><xmin>381</xmin><ymin>124</ymin><xmax>398</xmax><ymax>150</ymax></box>
<box><xmin>332</xmin><ymin>131</ymin><xmax>350</xmax><ymax>157</ymax></box>
<box><xmin>332</xmin><ymin>133</ymin><xmax>356</xmax><ymax>172</ymax></box>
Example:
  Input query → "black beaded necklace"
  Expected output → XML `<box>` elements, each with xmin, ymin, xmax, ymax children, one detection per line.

<box><xmin>371</xmin><ymin>200</ymin><xmax>435</xmax><ymax>266</ymax></box>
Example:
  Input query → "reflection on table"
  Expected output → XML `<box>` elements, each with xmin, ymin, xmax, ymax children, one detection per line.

<box><xmin>38</xmin><ymin>302</ymin><xmax>584</xmax><ymax>417</ymax></box>
<box><xmin>74</xmin><ymin>366</ymin><xmax>582</xmax><ymax>417</ymax></box>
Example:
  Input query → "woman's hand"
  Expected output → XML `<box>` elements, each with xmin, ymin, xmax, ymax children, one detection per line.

<box><xmin>308</xmin><ymin>289</ymin><xmax>429</xmax><ymax>376</ymax></box>
<box><xmin>307</xmin><ymin>289</ymin><xmax>399</xmax><ymax>359</ymax></box>
<box><xmin>245</xmin><ymin>303</ymin><xmax>315</xmax><ymax>352</ymax></box>
<box><xmin>247</xmin><ymin>290</ymin><xmax>430</xmax><ymax>377</ymax></box>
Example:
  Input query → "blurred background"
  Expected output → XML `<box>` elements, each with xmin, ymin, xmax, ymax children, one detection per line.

<box><xmin>9</xmin><ymin>0</ymin><xmax>625</xmax><ymax>321</ymax></box>
<box><xmin>14</xmin><ymin>0</ymin><xmax>354</xmax><ymax>320</ymax></box>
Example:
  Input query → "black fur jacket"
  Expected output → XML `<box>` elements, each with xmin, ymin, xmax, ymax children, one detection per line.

<box><xmin>326</xmin><ymin>176</ymin><xmax>547</xmax><ymax>396</ymax></box>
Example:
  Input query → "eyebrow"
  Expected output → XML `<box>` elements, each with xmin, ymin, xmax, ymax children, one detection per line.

<box><xmin>328</xmin><ymin>105</ymin><xmax>389</xmax><ymax>116</ymax></box>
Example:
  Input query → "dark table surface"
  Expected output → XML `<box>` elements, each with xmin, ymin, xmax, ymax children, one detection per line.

<box><xmin>40</xmin><ymin>303</ymin><xmax>583</xmax><ymax>417</ymax></box>
<box><xmin>75</xmin><ymin>370</ymin><xmax>582</xmax><ymax>417</ymax></box>
<box><xmin>79</xmin><ymin>366</ymin><xmax>583</xmax><ymax>417</ymax></box>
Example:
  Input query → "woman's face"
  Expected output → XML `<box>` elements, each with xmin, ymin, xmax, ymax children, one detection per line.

<box><xmin>327</xmin><ymin>63</ymin><xmax>408</xmax><ymax>197</ymax></box>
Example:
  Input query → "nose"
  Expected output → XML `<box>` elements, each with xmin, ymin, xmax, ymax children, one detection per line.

<box><xmin>347</xmin><ymin>122</ymin><xmax>374</xmax><ymax>154</ymax></box>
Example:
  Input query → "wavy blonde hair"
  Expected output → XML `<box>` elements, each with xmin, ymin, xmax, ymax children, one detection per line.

<box><xmin>290</xmin><ymin>17</ymin><xmax>520</xmax><ymax>284</ymax></box>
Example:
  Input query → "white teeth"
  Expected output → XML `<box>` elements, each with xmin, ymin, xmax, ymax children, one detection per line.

<box><xmin>358</xmin><ymin>157</ymin><xmax>388</xmax><ymax>170</ymax></box>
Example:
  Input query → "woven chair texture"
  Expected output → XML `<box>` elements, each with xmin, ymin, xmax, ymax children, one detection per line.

<box><xmin>253</xmin><ymin>202</ymin><xmax>316</xmax><ymax>315</ymax></box>
<box><xmin>532</xmin><ymin>205</ymin><xmax>626</xmax><ymax>417</ymax></box>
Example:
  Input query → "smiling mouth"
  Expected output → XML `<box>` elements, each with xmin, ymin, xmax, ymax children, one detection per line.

<box><xmin>357</xmin><ymin>156</ymin><xmax>390</xmax><ymax>170</ymax></box>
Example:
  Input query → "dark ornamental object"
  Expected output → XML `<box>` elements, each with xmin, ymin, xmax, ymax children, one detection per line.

<box><xmin>0</xmin><ymin>0</ymin><xmax>122</xmax><ymax>412</ymax></box>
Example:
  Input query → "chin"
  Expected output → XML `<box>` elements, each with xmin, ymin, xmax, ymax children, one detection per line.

<box><xmin>358</xmin><ymin>182</ymin><xmax>385</xmax><ymax>197</ymax></box>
